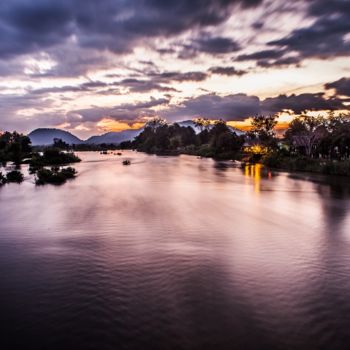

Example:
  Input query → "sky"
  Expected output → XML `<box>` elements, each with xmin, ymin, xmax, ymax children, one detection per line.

<box><xmin>0</xmin><ymin>0</ymin><xmax>349</xmax><ymax>139</ymax></box>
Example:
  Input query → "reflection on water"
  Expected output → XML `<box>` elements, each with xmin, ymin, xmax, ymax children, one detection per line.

<box><xmin>1</xmin><ymin>151</ymin><xmax>350</xmax><ymax>350</ymax></box>
<box><xmin>243</xmin><ymin>163</ymin><xmax>273</xmax><ymax>193</ymax></box>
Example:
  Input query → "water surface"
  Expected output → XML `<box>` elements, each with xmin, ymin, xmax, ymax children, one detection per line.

<box><xmin>1</xmin><ymin>151</ymin><xmax>350</xmax><ymax>350</ymax></box>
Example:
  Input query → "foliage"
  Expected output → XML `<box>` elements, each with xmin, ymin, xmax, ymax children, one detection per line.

<box><xmin>248</xmin><ymin>115</ymin><xmax>278</xmax><ymax>148</ymax></box>
<box><xmin>6</xmin><ymin>170</ymin><xmax>24</xmax><ymax>183</ymax></box>
<box><xmin>123</xmin><ymin>119</ymin><xmax>244</xmax><ymax>159</ymax></box>
<box><xmin>35</xmin><ymin>166</ymin><xmax>77</xmax><ymax>185</ymax></box>
<box><xmin>194</xmin><ymin>118</ymin><xmax>211</xmax><ymax>132</ymax></box>
<box><xmin>284</xmin><ymin>113</ymin><xmax>350</xmax><ymax>159</ymax></box>
<box><xmin>0</xmin><ymin>131</ymin><xmax>32</xmax><ymax>164</ymax></box>
<box><xmin>30</xmin><ymin>148</ymin><xmax>81</xmax><ymax>166</ymax></box>
<box><xmin>0</xmin><ymin>171</ymin><xmax>6</xmax><ymax>186</ymax></box>
<box><xmin>53</xmin><ymin>138</ymin><xmax>70</xmax><ymax>150</ymax></box>
<box><xmin>285</xmin><ymin>115</ymin><xmax>327</xmax><ymax>157</ymax></box>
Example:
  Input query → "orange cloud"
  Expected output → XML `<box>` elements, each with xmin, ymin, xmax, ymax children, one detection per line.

<box><xmin>96</xmin><ymin>118</ymin><xmax>145</xmax><ymax>132</ymax></box>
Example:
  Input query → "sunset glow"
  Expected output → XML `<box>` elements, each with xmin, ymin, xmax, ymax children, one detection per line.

<box><xmin>0</xmin><ymin>0</ymin><xmax>348</xmax><ymax>139</ymax></box>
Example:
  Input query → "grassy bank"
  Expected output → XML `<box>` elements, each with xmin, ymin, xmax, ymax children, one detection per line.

<box><xmin>262</xmin><ymin>153</ymin><xmax>350</xmax><ymax>176</ymax></box>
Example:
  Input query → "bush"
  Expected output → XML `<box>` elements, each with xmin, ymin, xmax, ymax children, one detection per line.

<box><xmin>6</xmin><ymin>170</ymin><xmax>24</xmax><ymax>183</ymax></box>
<box><xmin>0</xmin><ymin>171</ymin><xmax>6</xmax><ymax>185</ymax></box>
<box><xmin>262</xmin><ymin>153</ymin><xmax>350</xmax><ymax>176</ymax></box>
<box><xmin>60</xmin><ymin>167</ymin><xmax>77</xmax><ymax>179</ymax></box>
<box><xmin>35</xmin><ymin>166</ymin><xmax>77</xmax><ymax>185</ymax></box>
<box><xmin>30</xmin><ymin>149</ymin><xmax>81</xmax><ymax>166</ymax></box>
<box><xmin>322</xmin><ymin>161</ymin><xmax>350</xmax><ymax>176</ymax></box>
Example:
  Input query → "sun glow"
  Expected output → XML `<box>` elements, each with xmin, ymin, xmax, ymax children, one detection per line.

<box><xmin>96</xmin><ymin>118</ymin><xmax>145</xmax><ymax>132</ymax></box>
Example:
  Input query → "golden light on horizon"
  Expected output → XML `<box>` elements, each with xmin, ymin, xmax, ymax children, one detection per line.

<box><xmin>96</xmin><ymin>118</ymin><xmax>145</xmax><ymax>132</ymax></box>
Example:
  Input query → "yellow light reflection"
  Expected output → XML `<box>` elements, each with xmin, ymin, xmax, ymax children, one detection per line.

<box><xmin>244</xmin><ymin>163</ymin><xmax>262</xmax><ymax>194</ymax></box>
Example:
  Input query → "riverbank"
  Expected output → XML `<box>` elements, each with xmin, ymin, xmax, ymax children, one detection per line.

<box><xmin>261</xmin><ymin>154</ymin><xmax>350</xmax><ymax>177</ymax></box>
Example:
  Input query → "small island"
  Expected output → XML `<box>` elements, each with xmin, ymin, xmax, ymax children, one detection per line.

<box><xmin>0</xmin><ymin>133</ymin><xmax>80</xmax><ymax>186</ymax></box>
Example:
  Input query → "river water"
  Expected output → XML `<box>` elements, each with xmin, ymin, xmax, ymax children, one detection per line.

<box><xmin>1</xmin><ymin>151</ymin><xmax>350</xmax><ymax>350</ymax></box>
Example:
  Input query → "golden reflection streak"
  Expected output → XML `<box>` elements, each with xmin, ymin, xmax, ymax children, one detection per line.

<box><xmin>244</xmin><ymin>164</ymin><xmax>262</xmax><ymax>194</ymax></box>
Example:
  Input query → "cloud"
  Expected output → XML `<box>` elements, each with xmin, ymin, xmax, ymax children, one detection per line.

<box><xmin>268</xmin><ymin>0</ymin><xmax>350</xmax><ymax>61</ymax></box>
<box><xmin>71</xmin><ymin>97</ymin><xmax>170</xmax><ymax>122</ymax></box>
<box><xmin>161</xmin><ymin>90</ymin><xmax>349</xmax><ymax>122</ymax></box>
<box><xmin>161</xmin><ymin>93</ymin><xmax>261</xmax><ymax>121</ymax></box>
<box><xmin>325</xmin><ymin>77</ymin><xmax>350</xmax><ymax>97</ymax></box>
<box><xmin>119</xmin><ymin>78</ymin><xmax>178</xmax><ymax>93</ymax></box>
<box><xmin>261</xmin><ymin>93</ymin><xmax>348</xmax><ymax>114</ymax></box>
<box><xmin>209</xmin><ymin>66</ymin><xmax>247</xmax><ymax>76</ymax></box>
<box><xmin>148</xmin><ymin>71</ymin><xmax>208</xmax><ymax>82</ymax></box>
<box><xmin>192</xmin><ymin>36</ymin><xmax>241</xmax><ymax>54</ymax></box>
<box><xmin>0</xmin><ymin>0</ymin><xmax>262</xmax><ymax>59</ymax></box>
<box><xmin>236</xmin><ymin>48</ymin><xmax>302</xmax><ymax>68</ymax></box>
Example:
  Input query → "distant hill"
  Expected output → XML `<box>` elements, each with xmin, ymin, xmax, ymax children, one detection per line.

<box><xmin>85</xmin><ymin>129</ymin><xmax>143</xmax><ymax>144</ymax></box>
<box><xmin>28</xmin><ymin>128</ymin><xmax>83</xmax><ymax>146</ymax></box>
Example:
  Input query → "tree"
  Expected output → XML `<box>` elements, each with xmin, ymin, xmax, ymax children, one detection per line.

<box><xmin>208</xmin><ymin>120</ymin><xmax>244</xmax><ymax>155</ymax></box>
<box><xmin>53</xmin><ymin>138</ymin><xmax>70</xmax><ymax>150</ymax></box>
<box><xmin>0</xmin><ymin>171</ymin><xmax>6</xmax><ymax>185</ymax></box>
<box><xmin>248</xmin><ymin>115</ymin><xmax>277</xmax><ymax>148</ymax></box>
<box><xmin>194</xmin><ymin>118</ymin><xmax>210</xmax><ymax>132</ymax></box>
<box><xmin>145</xmin><ymin>117</ymin><xmax>168</xmax><ymax>129</ymax></box>
<box><xmin>285</xmin><ymin>115</ymin><xmax>327</xmax><ymax>157</ymax></box>
<box><xmin>326</xmin><ymin>114</ymin><xmax>350</xmax><ymax>159</ymax></box>
<box><xmin>0</xmin><ymin>131</ymin><xmax>32</xmax><ymax>164</ymax></box>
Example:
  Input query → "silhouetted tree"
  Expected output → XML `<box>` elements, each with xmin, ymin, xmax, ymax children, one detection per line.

<box><xmin>248</xmin><ymin>115</ymin><xmax>277</xmax><ymax>148</ymax></box>
<box><xmin>0</xmin><ymin>131</ymin><xmax>32</xmax><ymax>164</ymax></box>
<box><xmin>53</xmin><ymin>138</ymin><xmax>70</xmax><ymax>150</ymax></box>
<box><xmin>285</xmin><ymin>115</ymin><xmax>327</xmax><ymax>157</ymax></box>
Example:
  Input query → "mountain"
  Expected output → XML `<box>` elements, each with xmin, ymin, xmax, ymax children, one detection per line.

<box><xmin>28</xmin><ymin>121</ymin><xmax>245</xmax><ymax>146</ymax></box>
<box><xmin>28</xmin><ymin>128</ymin><xmax>83</xmax><ymax>146</ymax></box>
<box><xmin>85</xmin><ymin>129</ymin><xmax>143</xmax><ymax>144</ymax></box>
<box><xmin>177</xmin><ymin>120</ymin><xmax>245</xmax><ymax>136</ymax></box>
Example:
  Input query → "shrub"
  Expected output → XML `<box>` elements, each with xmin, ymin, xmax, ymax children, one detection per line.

<box><xmin>30</xmin><ymin>149</ymin><xmax>81</xmax><ymax>166</ymax></box>
<box><xmin>6</xmin><ymin>170</ymin><xmax>24</xmax><ymax>183</ymax></box>
<box><xmin>35</xmin><ymin>166</ymin><xmax>77</xmax><ymax>185</ymax></box>
<box><xmin>0</xmin><ymin>171</ymin><xmax>6</xmax><ymax>185</ymax></box>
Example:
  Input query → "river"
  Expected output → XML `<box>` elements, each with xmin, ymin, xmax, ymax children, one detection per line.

<box><xmin>1</xmin><ymin>151</ymin><xmax>350</xmax><ymax>349</ymax></box>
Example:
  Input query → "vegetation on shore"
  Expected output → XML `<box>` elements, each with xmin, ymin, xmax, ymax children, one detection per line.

<box><xmin>260</xmin><ymin>113</ymin><xmax>350</xmax><ymax>175</ymax></box>
<box><xmin>35</xmin><ymin>166</ymin><xmax>77</xmax><ymax>185</ymax></box>
<box><xmin>0</xmin><ymin>134</ymin><xmax>80</xmax><ymax>186</ymax></box>
<box><xmin>0</xmin><ymin>169</ymin><xmax>24</xmax><ymax>185</ymax></box>
<box><xmin>120</xmin><ymin>113</ymin><xmax>350</xmax><ymax>176</ymax></box>
<box><xmin>120</xmin><ymin>118</ymin><xmax>245</xmax><ymax>160</ymax></box>
<box><xmin>1</xmin><ymin>112</ymin><xmax>350</xmax><ymax>184</ymax></box>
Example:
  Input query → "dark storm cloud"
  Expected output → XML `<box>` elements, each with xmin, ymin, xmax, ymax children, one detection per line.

<box><xmin>178</xmin><ymin>36</ymin><xmax>241</xmax><ymax>59</ymax></box>
<box><xmin>0</xmin><ymin>1</ymin><xmax>72</xmax><ymax>58</ymax></box>
<box><xmin>148</xmin><ymin>71</ymin><xmax>209</xmax><ymax>82</ymax></box>
<box><xmin>191</xmin><ymin>36</ymin><xmax>241</xmax><ymax>54</ymax></box>
<box><xmin>117</xmin><ymin>70</ymin><xmax>210</xmax><ymax>93</ymax></box>
<box><xmin>268</xmin><ymin>0</ymin><xmax>350</xmax><ymax>61</ymax></box>
<box><xmin>325</xmin><ymin>77</ymin><xmax>350</xmax><ymax>97</ymax></box>
<box><xmin>209</xmin><ymin>66</ymin><xmax>247</xmax><ymax>76</ymax></box>
<box><xmin>237</xmin><ymin>49</ymin><xmax>285</xmax><ymax>61</ymax></box>
<box><xmin>261</xmin><ymin>93</ymin><xmax>348</xmax><ymax>114</ymax></box>
<box><xmin>72</xmin><ymin>97</ymin><xmax>169</xmax><ymax>122</ymax></box>
<box><xmin>120</xmin><ymin>79</ymin><xmax>178</xmax><ymax>93</ymax></box>
<box><xmin>161</xmin><ymin>90</ymin><xmax>349</xmax><ymax>122</ymax></box>
<box><xmin>29</xmin><ymin>81</ymin><xmax>110</xmax><ymax>95</ymax></box>
<box><xmin>236</xmin><ymin>49</ymin><xmax>301</xmax><ymax>68</ymax></box>
<box><xmin>161</xmin><ymin>93</ymin><xmax>261</xmax><ymax>121</ymax></box>
<box><xmin>0</xmin><ymin>0</ymin><xmax>262</xmax><ymax>59</ymax></box>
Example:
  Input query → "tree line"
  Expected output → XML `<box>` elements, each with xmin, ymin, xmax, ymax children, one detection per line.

<box><xmin>120</xmin><ymin>113</ymin><xmax>350</xmax><ymax>175</ymax></box>
<box><xmin>120</xmin><ymin>118</ymin><xmax>245</xmax><ymax>159</ymax></box>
